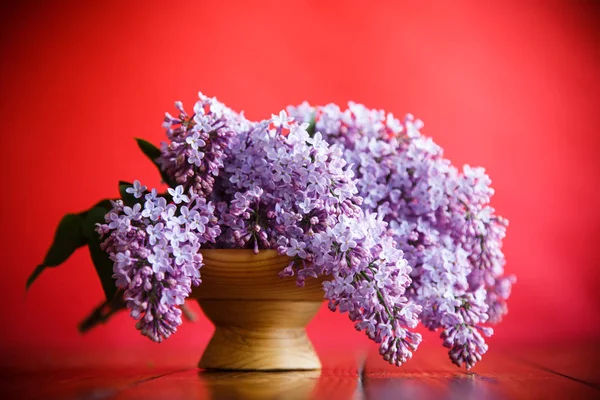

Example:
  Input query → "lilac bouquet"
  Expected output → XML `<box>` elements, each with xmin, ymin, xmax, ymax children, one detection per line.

<box><xmin>29</xmin><ymin>92</ymin><xmax>511</xmax><ymax>369</ymax></box>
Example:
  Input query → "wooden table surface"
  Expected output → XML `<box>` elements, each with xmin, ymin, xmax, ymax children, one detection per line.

<box><xmin>1</xmin><ymin>343</ymin><xmax>598</xmax><ymax>399</ymax></box>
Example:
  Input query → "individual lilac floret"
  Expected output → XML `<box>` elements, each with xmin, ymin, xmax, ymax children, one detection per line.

<box><xmin>157</xmin><ymin>92</ymin><xmax>250</xmax><ymax>196</ymax></box>
<box><xmin>211</xmin><ymin>113</ymin><xmax>422</xmax><ymax>365</ymax></box>
<box><xmin>97</xmin><ymin>181</ymin><xmax>220</xmax><ymax>342</ymax></box>
<box><xmin>288</xmin><ymin>102</ymin><xmax>514</xmax><ymax>369</ymax></box>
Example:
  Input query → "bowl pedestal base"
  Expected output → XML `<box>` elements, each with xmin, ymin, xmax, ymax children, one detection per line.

<box><xmin>198</xmin><ymin>299</ymin><xmax>322</xmax><ymax>371</ymax></box>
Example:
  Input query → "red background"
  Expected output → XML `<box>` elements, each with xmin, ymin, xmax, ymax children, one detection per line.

<box><xmin>1</xmin><ymin>1</ymin><xmax>599</xmax><ymax>365</ymax></box>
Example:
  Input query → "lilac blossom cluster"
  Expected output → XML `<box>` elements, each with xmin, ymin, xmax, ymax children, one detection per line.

<box><xmin>210</xmin><ymin>115</ymin><xmax>422</xmax><ymax>365</ymax></box>
<box><xmin>97</xmin><ymin>93</ymin><xmax>423</xmax><ymax>365</ymax></box>
<box><xmin>157</xmin><ymin>93</ymin><xmax>249</xmax><ymax>196</ymax></box>
<box><xmin>97</xmin><ymin>183</ymin><xmax>220</xmax><ymax>342</ymax></box>
<box><xmin>288</xmin><ymin>101</ymin><xmax>514</xmax><ymax>369</ymax></box>
<box><xmin>156</xmin><ymin>98</ymin><xmax>422</xmax><ymax>364</ymax></box>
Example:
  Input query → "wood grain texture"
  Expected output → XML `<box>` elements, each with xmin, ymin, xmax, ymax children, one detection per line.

<box><xmin>111</xmin><ymin>368</ymin><xmax>358</xmax><ymax>400</ymax></box>
<box><xmin>198</xmin><ymin>300</ymin><xmax>322</xmax><ymax>370</ymax></box>
<box><xmin>191</xmin><ymin>249</ymin><xmax>325</xmax><ymax>301</ymax></box>
<box><xmin>1</xmin><ymin>344</ymin><xmax>598</xmax><ymax>399</ymax></box>
<box><xmin>362</xmin><ymin>342</ymin><xmax>600</xmax><ymax>400</ymax></box>
<box><xmin>191</xmin><ymin>249</ymin><xmax>326</xmax><ymax>371</ymax></box>
<box><xmin>512</xmin><ymin>343</ymin><xmax>600</xmax><ymax>388</ymax></box>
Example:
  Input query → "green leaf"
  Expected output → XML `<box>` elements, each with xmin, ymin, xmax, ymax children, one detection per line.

<box><xmin>87</xmin><ymin>241</ymin><xmax>117</xmax><ymax>302</ymax></box>
<box><xmin>84</xmin><ymin>207</ymin><xmax>118</xmax><ymax>301</ymax></box>
<box><xmin>78</xmin><ymin>295</ymin><xmax>125</xmax><ymax>334</ymax></box>
<box><xmin>90</xmin><ymin>199</ymin><xmax>114</xmax><ymax>212</ymax></box>
<box><xmin>306</xmin><ymin>116</ymin><xmax>316</xmax><ymax>137</ymax></box>
<box><xmin>119</xmin><ymin>181</ymin><xmax>138</xmax><ymax>207</ymax></box>
<box><xmin>26</xmin><ymin>214</ymin><xmax>87</xmax><ymax>290</ymax></box>
<box><xmin>135</xmin><ymin>138</ymin><xmax>174</xmax><ymax>187</ymax></box>
<box><xmin>78</xmin><ymin>199</ymin><xmax>114</xmax><ymax>219</ymax></box>
<box><xmin>136</xmin><ymin>137</ymin><xmax>161</xmax><ymax>159</ymax></box>
<box><xmin>81</xmin><ymin>205</ymin><xmax>110</xmax><ymax>240</ymax></box>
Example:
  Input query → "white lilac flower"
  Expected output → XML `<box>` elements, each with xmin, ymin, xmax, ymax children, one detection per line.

<box><xmin>167</xmin><ymin>186</ymin><xmax>190</xmax><ymax>204</ymax></box>
<box><xmin>271</xmin><ymin>110</ymin><xmax>294</xmax><ymax>130</ymax></box>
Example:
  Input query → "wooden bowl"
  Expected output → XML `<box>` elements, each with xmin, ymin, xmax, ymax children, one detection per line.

<box><xmin>190</xmin><ymin>249</ymin><xmax>325</xmax><ymax>371</ymax></box>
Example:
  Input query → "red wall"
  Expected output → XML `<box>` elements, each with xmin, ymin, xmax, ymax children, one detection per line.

<box><xmin>1</xmin><ymin>1</ymin><xmax>599</xmax><ymax>362</ymax></box>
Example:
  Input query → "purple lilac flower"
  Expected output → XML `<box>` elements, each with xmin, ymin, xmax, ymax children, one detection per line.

<box><xmin>157</xmin><ymin>92</ymin><xmax>250</xmax><ymax>196</ymax></box>
<box><xmin>97</xmin><ymin>181</ymin><xmax>220</xmax><ymax>342</ymax></box>
<box><xmin>207</xmin><ymin>113</ymin><xmax>422</xmax><ymax>366</ymax></box>
<box><xmin>106</xmin><ymin>95</ymin><xmax>485</xmax><ymax>367</ymax></box>
<box><xmin>288</xmin><ymin>102</ymin><xmax>514</xmax><ymax>369</ymax></box>
<box><xmin>126</xmin><ymin>180</ymin><xmax>147</xmax><ymax>199</ymax></box>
